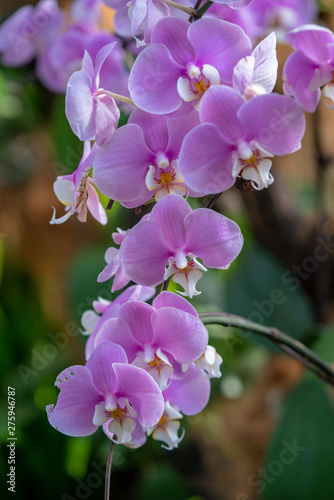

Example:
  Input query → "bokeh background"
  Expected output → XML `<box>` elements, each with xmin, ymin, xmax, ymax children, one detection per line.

<box><xmin>1</xmin><ymin>1</ymin><xmax>334</xmax><ymax>499</ymax></box>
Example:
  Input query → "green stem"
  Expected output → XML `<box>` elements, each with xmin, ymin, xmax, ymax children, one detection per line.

<box><xmin>194</xmin><ymin>0</ymin><xmax>213</xmax><ymax>19</ymax></box>
<box><xmin>199</xmin><ymin>312</ymin><xmax>334</xmax><ymax>385</ymax></box>
<box><xmin>104</xmin><ymin>441</ymin><xmax>115</xmax><ymax>500</ymax></box>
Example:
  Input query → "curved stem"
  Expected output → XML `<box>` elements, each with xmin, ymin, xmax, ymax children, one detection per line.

<box><xmin>193</xmin><ymin>0</ymin><xmax>213</xmax><ymax>19</ymax></box>
<box><xmin>199</xmin><ymin>312</ymin><xmax>334</xmax><ymax>385</ymax></box>
<box><xmin>104</xmin><ymin>440</ymin><xmax>115</xmax><ymax>500</ymax></box>
<box><xmin>189</xmin><ymin>0</ymin><xmax>203</xmax><ymax>22</ymax></box>
<box><xmin>96</xmin><ymin>89</ymin><xmax>135</xmax><ymax>107</ymax></box>
<box><xmin>160</xmin><ymin>0</ymin><xmax>196</xmax><ymax>16</ymax></box>
<box><xmin>200</xmin><ymin>192</ymin><xmax>222</xmax><ymax>209</ymax></box>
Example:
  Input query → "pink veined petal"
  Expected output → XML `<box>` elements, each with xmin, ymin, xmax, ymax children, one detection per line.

<box><xmin>199</xmin><ymin>85</ymin><xmax>245</xmax><ymax>143</ymax></box>
<box><xmin>153</xmin><ymin>291</ymin><xmax>198</xmax><ymax>317</ymax></box>
<box><xmin>165</xmin><ymin>108</ymin><xmax>200</xmax><ymax>159</ymax></box>
<box><xmin>238</xmin><ymin>93</ymin><xmax>306</xmax><ymax>156</ymax></box>
<box><xmin>120</xmin><ymin>220</ymin><xmax>172</xmax><ymax>286</ymax></box>
<box><xmin>152</xmin><ymin>307</ymin><xmax>208</xmax><ymax>363</ymax></box>
<box><xmin>113</xmin><ymin>363</ymin><xmax>164</xmax><ymax>427</ymax></box>
<box><xmin>65</xmin><ymin>64</ymin><xmax>96</xmax><ymax>141</ymax></box>
<box><xmin>97</xmin><ymin>247</ymin><xmax>119</xmax><ymax>283</ymax></box>
<box><xmin>93</xmin><ymin>42</ymin><xmax>117</xmax><ymax>91</ymax></box>
<box><xmin>163</xmin><ymin>366</ymin><xmax>210</xmax><ymax>415</ymax></box>
<box><xmin>118</xmin><ymin>301</ymin><xmax>155</xmax><ymax>345</ymax></box>
<box><xmin>46</xmin><ymin>365</ymin><xmax>103</xmax><ymax>436</ymax></box>
<box><xmin>151</xmin><ymin>16</ymin><xmax>195</xmax><ymax>66</ymax></box>
<box><xmin>94</xmin><ymin>95</ymin><xmax>120</xmax><ymax>147</ymax></box>
<box><xmin>93</xmin><ymin>319</ymin><xmax>139</xmax><ymax>362</ymax></box>
<box><xmin>130</xmin><ymin>0</ymin><xmax>148</xmax><ymax>35</ymax></box>
<box><xmin>178</xmin><ymin>122</ymin><xmax>235</xmax><ymax>195</ymax></box>
<box><xmin>86</xmin><ymin>341</ymin><xmax>128</xmax><ymax>394</ymax></box>
<box><xmin>184</xmin><ymin>209</ymin><xmax>243</xmax><ymax>268</ymax></box>
<box><xmin>120</xmin><ymin>186</ymin><xmax>153</xmax><ymax>209</ymax></box>
<box><xmin>188</xmin><ymin>18</ymin><xmax>252</xmax><ymax>83</ymax></box>
<box><xmin>283</xmin><ymin>50</ymin><xmax>321</xmax><ymax>112</ymax></box>
<box><xmin>113</xmin><ymin>284</ymin><xmax>156</xmax><ymax>307</ymax></box>
<box><xmin>87</xmin><ymin>183</ymin><xmax>108</xmax><ymax>225</ymax></box>
<box><xmin>144</xmin><ymin>0</ymin><xmax>170</xmax><ymax>45</ymax></box>
<box><xmin>233</xmin><ymin>55</ymin><xmax>255</xmax><ymax>95</ymax></box>
<box><xmin>251</xmin><ymin>32</ymin><xmax>278</xmax><ymax>95</ymax></box>
<box><xmin>93</xmin><ymin>123</ymin><xmax>153</xmax><ymax>202</ymax></box>
<box><xmin>149</xmin><ymin>194</ymin><xmax>191</xmax><ymax>249</ymax></box>
<box><xmin>129</xmin><ymin>44</ymin><xmax>184</xmax><ymax>114</ymax></box>
<box><xmin>111</xmin><ymin>266</ymin><xmax>131</xmax><ymax>292</ymax></box>
<box><xmin>286</xmin><ymin>25</ymin><xmax>334</xmax><ymax>63</ymax></box>
<box><xmin>0</xmin><ymin>6</ymin><xmax>37</xmax><ymax>66</ymax></box>
<box><xmin>129</xmin><ymin>108</ymin><xmax>169</xmax><ymax>153</ymax></box>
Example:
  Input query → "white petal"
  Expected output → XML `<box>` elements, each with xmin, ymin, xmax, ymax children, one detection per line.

<box><xmin>49</xmin><ymin>206</ymin><xmax>72</xmax><ymax>225</ymax></box>
<box><xmin>93</xmin><ymin>402</ymin><xmax>109</xmax><ymax>426</ymax></box>
<box><xmin>81</xmin><ymin>309</ymin><xmax>99</xmax><ymax>334</ymax></box>
<box><xmin>242</xmin><ymin>158</ymin><xmax>274</xmax><ymax>190</ymax></box>
<box><xmin>151</xmin><ymin>420</ymin><xmax>185</xmax><ymax>450</ymax></box>
<box><xmin>186</xmin><ymin>63</ymin><xmax>200</xmax><ymax>79</ymax></box>
<box><xmin>156</xmin><ymin>152</ymin><xmax>169</xmax><ymax>169</ymax></box>
<box><xmin>172</xmin><ymin>268</ymin><xmax>203</xmax><ymax>298</ymax></box>
<box><xmin>53</xmin><ymin>179</ymin><xmax>74</xmax><ymax>206</ymax></box>
<box><xmin>177</xmin><ymin>77</ymin><xmax>197</xmax><ymax>102</ymax></box>
<box><xmin>202</xmin><ymin>64</ymin><xmax>220</xmax><ymax>85</ymax></box>
<box><xmin>145</xmin><ymin>165</ymin><xmax>160</xmax><ymax>191</ymax></box>
<box><xmin>108</xmin><ymin>416</ymin><xmax>136</xmax><ymax>444</ymax></box>
<box><xmin>174</xmin><ymin>249</ymin><xmax>188</xmax><ymax>270</ymax></box>
<box><xmin>323</xmin><ymin>83</ymin><xmax>334</xmax><ymax>109</ymax></box>
<box><xmin>167</xmin><ymin>185</ymin><xmax>186</xmax><ymax>197</ymax></box>
<box><xmin>154</xmin><ymin>186</ymin><xmax>170</xmax><ymax>202</ymax></box>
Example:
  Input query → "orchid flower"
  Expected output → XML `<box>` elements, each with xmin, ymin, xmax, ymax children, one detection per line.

<box><xmin>119</xmin><ymin>195</ymin><xmax>243</xmax><ymax>297</ymax></box>
<box><xmin>233</xmin><ymin>32</ymin><xmax>278</xmax><ymax>99</ymax></box>
<box><xmin>50</xmin><ymin>141</ymin><xmax>107</xmax><ymax>225</ymax></box>
<box><xmin>0</xmin><ymin>0</ymin><xmax>63</xmax><ymax>67</ymax></box>
<box><xmin>129</xmin><ymin>16</ymin><xmax>252</xmax><ymax>114</ymax></box>
<box><xmin>81</xmin><ymin>285</ymin><xmax>155</xmax><ymax>359</ymax></box>
<box><xmin>179</xmin><ymin>85</ymin><xmax>305</xmax><ymax>193</ymax></box>
<box><xmin>88</xmin><ymin>292</ymin><xmax>209</xmax><ymax>389</ymax></box>
<box><xmin>46</xmin><ymin>341</ymin><xmax>164</xmax><ymax>444</ymax></box>
<box><xmin>65</xmin><ymin>42</ymin><xmax>120</xmax><ymax>146</ymax></box>
<box><xmin>93</xmin><ymin>108</ymin><xmax>203</xmax><ymax>208</ymax></box>
<box><xmin>283</xmin><ymin>24</ymin><xmax>334</xmax><ymax>112</ymax></box>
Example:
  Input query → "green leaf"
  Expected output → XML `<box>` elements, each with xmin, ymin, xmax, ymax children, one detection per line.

<box><xmin>262</xmin><ymin>370</ymin><xmax>334</xmax><ymax>499</ymax></box>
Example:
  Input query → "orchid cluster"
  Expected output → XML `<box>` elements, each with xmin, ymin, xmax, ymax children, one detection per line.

<box><xmin>1</xmin><ymin>0</ymin><xmax>329</xmax><ymax>454</ymax></box>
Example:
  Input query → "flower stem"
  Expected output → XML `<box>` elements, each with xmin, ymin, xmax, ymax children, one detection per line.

<box><xmin>160</xmin><ymin>0</ymin><xmax>196</xmax><ymax>16</ymax></box>
<box><xmin>200</xmin><ymin>192</ymin><xmax>222</xmax><ymax>209</ymax></box>
<box><xmin>104</xmin><ymin>440</ymin><xmax>115</xmax><ymax>500</ymax></box>
<box><xmin>189</xmin><ymin>0</ymin><xmax>203</xmax><ymax>22</ymax></box>
<box><xmin>193</xmin><ymin>0</ymin><xmax>213</xmax><ymax>19</ymax></box>
<box><xmin>96</xmin><ymin>89</ymin><xmax>136</xmax><ymax>107</ymax></box>
<box><xmin>199</xmin><ymin>311</ymin><xmax>334</xmax><ymax>385</ymax></box>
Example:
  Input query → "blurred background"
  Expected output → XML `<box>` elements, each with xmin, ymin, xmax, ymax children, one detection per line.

<box><xmin>1</xmin><ymin>1</ymin><xmax>334</xmax><ymax>499</ymax></box>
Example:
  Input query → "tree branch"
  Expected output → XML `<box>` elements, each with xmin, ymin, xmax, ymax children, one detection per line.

<box><xmin>199</xmin><ymin>311</ymin><xmax>334</xmax><ymax>385</ymax></box>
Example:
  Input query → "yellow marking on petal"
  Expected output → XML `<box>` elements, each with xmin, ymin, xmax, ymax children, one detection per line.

<box><xmin>160</xmin><ymin>172</ymin><xmax>173</xmax><ymax>185</ymax></box>
<box><xmin>194</xmin><ymin>79</ymin><xmax>208</xmax><ymax>94</ymax></box>
<box><xmin>158</xmin><ymin>414</ymin><xmax>167</xmax><ymax>425</ymax></box>
<box><xmin>149</xmin><ymin>355</ymin><xmax>161</xmax><ymax>368</ymax></box>
<box><xmin>244</xmin><ymin>154</ymin><xmax>257</xmax><ymax>165</ymax></box>
<box><xmin>109</xmin><ymin>407</ymin><xmax>126</xmax><ymax>419</ymax></box>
